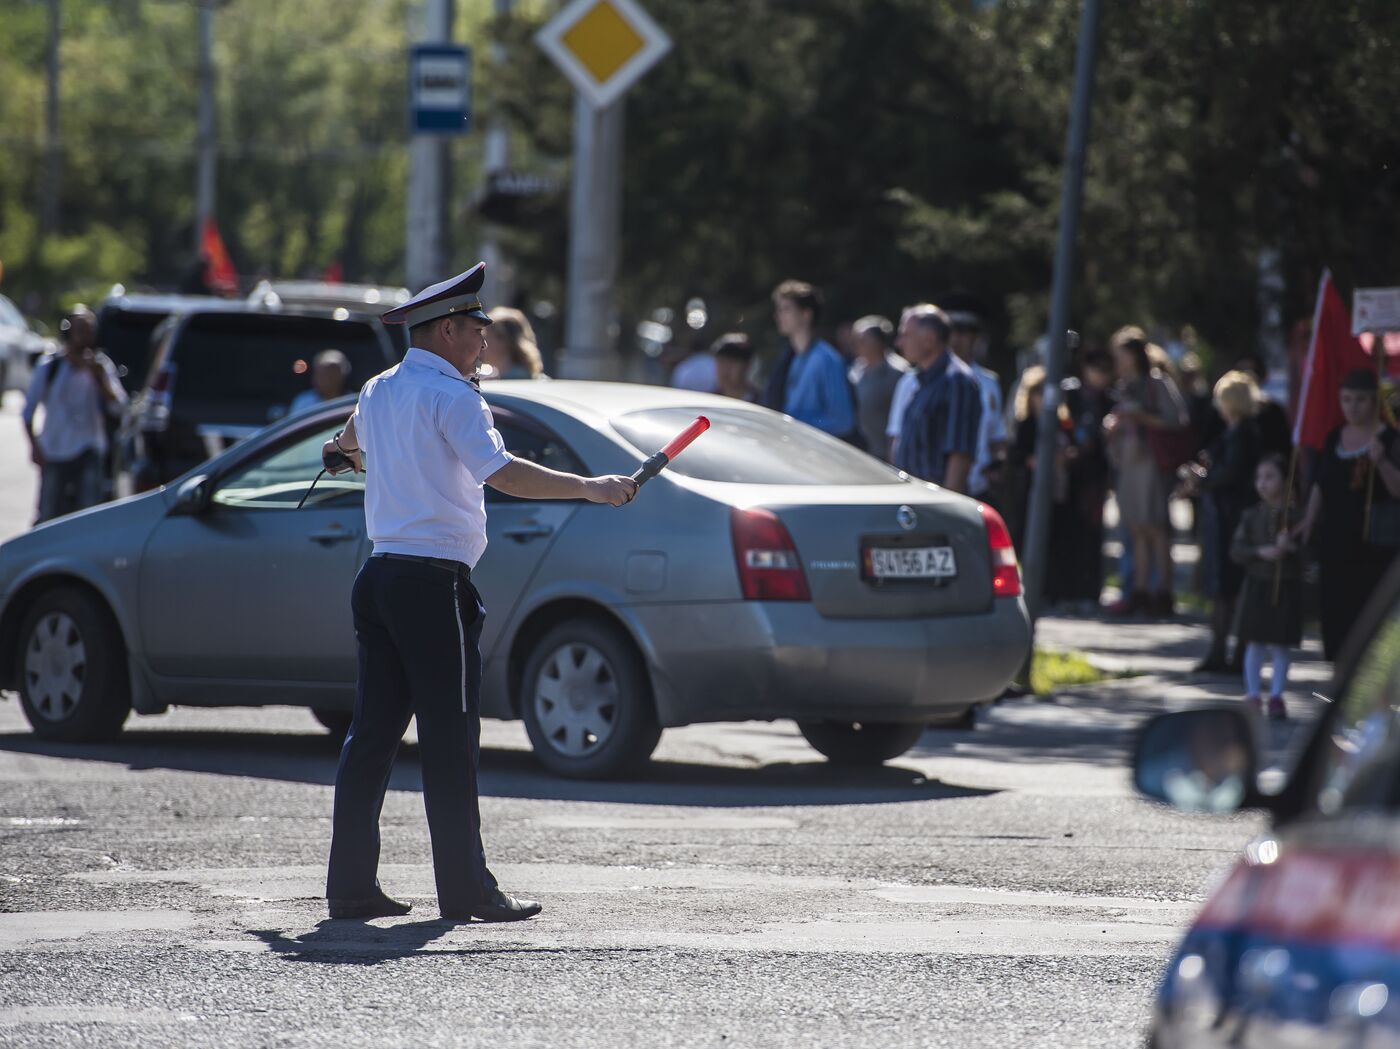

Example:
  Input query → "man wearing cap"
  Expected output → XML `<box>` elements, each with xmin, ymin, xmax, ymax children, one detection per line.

<box><xmin>289</xmin><ymin>349</ymin><xmax>352</xmax><ymax>416</ymax></box>
<box><xmin>322</xmin><ymin>263</ymin><xmax>638</xmax><ymax>922</ymax></box>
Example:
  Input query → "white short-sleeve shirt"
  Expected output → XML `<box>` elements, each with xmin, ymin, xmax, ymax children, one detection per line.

<box><xmin>353</xmin><ymin>347</ymin><xmax>513</xmax><ymax>567</ymax></box>
<box><xmin>22</xmin><ymin>353</ymin><xmax>126</xmax><ymax>462</ymax></box>
<box><xmin>969</xmin><ymin>364</ymin><xmax>1007</xmax><ymax>496</ymax></box>
<box><xmin>885</xmin><ymin>368</ymin><xmax>920</xmax><ymax>440</ymax></box>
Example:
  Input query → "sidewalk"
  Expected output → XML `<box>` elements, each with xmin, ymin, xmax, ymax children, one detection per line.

<box><xmin>1037</xmin><ymin>489</ymin><xmax>1333</xmax><ymax>710</ymax></box>
<box><xmin>1035</xmin><ymin>609</ymin><xmax>1332</xmax><ymax>738</ymax></box>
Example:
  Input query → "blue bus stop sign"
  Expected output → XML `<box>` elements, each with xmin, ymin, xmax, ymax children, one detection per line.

<box><xmin>410</xmin><ymin>45</ymin><xmax>472</xmax><ymax>134</ymax></box>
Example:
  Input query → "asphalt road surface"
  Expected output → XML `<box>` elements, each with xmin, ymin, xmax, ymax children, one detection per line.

<box><xmin>0</xmin><ymin>391</ymin><xmax>1331</xmax><ymax>1048</ymax></box>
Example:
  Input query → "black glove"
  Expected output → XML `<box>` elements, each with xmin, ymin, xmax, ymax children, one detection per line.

<box><xmin>322</xmin><ymin>447</ymin><xmax>353</xmax><ymax>474</ymax></box>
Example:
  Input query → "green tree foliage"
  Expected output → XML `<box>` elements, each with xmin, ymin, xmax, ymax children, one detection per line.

<box><xmin>0</xmin><ymin>0</ymin><xmax>491</xmax><ymax>314</ymax></box>
<box><xmin>3</xmin><ymin>0</ymin><xmax>1400</xmax><ymax>372</ymax></box>
<box><xmin>497</xmin><ymin>0</ymin><xmax>1400</xmax><ymax>366</ymax></box>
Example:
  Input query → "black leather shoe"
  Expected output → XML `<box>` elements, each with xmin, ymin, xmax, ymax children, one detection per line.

<box><xmin>327</xmin><ymin>891</ymin><xmax>412</xmax><ymax>920</ymax></box>
<box><xmin>442</xmin><ymin>889</ymin><xmax>542</xmax><ymax>923</ymax></box>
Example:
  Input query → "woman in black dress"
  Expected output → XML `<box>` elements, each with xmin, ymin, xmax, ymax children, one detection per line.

<box><xmin>1297</xmin><ymin>369</ymin><xmax>1400</xmax><ymax>660</ymax></box>
<box><xmin>1060</xmin><ymin>351</ymin><xmax>1116</xmax><ymax>610</ymax></box>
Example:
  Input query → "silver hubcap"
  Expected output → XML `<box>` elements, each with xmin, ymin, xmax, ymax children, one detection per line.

<box><xmin>24</xmin><ymin>612</ymin><xmax>86</xmax><ymax>722</ymax></box>
<box><xmin>532</xmin><ymin>642</ymin><xmax>619</xmax><ymax>757</ymax></box>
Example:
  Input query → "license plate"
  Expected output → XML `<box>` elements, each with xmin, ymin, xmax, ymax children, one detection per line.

<box><xmin>866</xmin><ymin>545</ymin><xmax>957</xmax><ymax>580</ymax></box>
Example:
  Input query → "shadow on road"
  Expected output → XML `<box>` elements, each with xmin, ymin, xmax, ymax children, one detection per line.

<box><xmin>0</xmin><ymin>731</ymin><xmax>997</xmax><ymax>807</ymax></box>
<box><xmin>925</xmin><ymin>685</ymin><xmax>1318</xmax><ymax>773</ymax></box>
<box><xmin>249</xmin><ymin>919</ymin><xmax>613</xmax><ymax>964</ymax></box>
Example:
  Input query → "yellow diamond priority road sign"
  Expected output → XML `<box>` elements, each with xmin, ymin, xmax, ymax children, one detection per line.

<box><xmin>536</xmin><ymin>0</ymin><xmax>672</xmax><ymax>109</ymax></box>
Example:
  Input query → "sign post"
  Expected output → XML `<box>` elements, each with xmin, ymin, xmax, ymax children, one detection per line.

<box><xmin>536</xmin><ymin>0</ymin><xmax>671</xmax><ymax>378</ymax></box>
<box><xmin>405</xmin><ymin>2</ymin><xmax>470</xmax><ymax>293</ymax></box>
<box><xmin>1022</xmin><ymin>0</ymin><xmax>1102</xmax><ymax>626</ymax></box>
<box><xmin>1352</xmin><ymin>287</ymin><xmax>1400</xmax><ymax>540</ymax></box>
<box><xmin>1353</xmin><ymin>288</ymin><xmax>1400</xmax><ymax>336</ymax></box>
<box><xmin>410</xmin><ymin>45</ymin><xmax>473</xmax><ymax>133</ymax></box>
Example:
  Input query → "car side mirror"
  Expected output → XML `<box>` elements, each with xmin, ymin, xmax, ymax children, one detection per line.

<box><xmin>1133</xmin><ymin>708</ymin><xmax>1262</xmax><ymax>814</ymax></box>
<box><xmin>171</xmin><ymin>474</ymin><xmax>213</xmax><ymax>516</ymax></box>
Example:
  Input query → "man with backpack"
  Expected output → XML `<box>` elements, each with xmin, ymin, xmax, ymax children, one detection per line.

<box><xmin>22</xmin><ymin>305</ymin><xmax>126</xmax><ymax>524</ymax></box>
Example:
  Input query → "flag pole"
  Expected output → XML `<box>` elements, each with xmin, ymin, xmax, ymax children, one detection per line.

<box><xmin>1276</xmin><ymin>269</ymin><xmax>1330</xmax><ymax>602</ymax></box>
<box><xmin>1363</xmin><ymin>322</ymin><xmax>1387</xmax><ymax>540</ymax></box>
<box><xmin>1273</xmin><ymin>444</ymin><xmax>1298</xmax><ymax>605</ymax></box>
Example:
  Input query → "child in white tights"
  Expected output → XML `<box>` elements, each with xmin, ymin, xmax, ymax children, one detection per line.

<box><xmin>1230</xmin><ymin>455</ymin><xmax>1303</xmax><ymax>720</ymax></box>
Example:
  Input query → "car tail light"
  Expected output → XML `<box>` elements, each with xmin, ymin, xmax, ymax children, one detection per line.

<box><xmin>140</xmin><ymin>367</ymin><xmax>175</xmax><ymax>432</ymax></box>
<box><xmin>148</xmin><ymin>366</ymin><xmax>173</xmax><ymax>394</ymax></box>
<box><xmin>979</xmin><ymin>503</ymin><xmax>1021</xmax><ymax>598</ymax></box>
<box><xmin>731</xmin><ymin>508</ymin><xmax>810</xmax><ymax>601</ymax></box>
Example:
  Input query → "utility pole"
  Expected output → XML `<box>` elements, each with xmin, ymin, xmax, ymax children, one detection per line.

<box><xmin>405</xmin><ymin>0</ymin><xmax>454</xmax><ymax>292</ymax></box>
<box><xmin>194</xmin><ymin>0</ymin><xmax>216</xmax><ymax>253</ymax></box>
<box><xmin>479</xmin><ymin>0</ymin><xmax>511</xmax><ymax>304</ymax></box>
<box><xmin>41</xmin><ymin>0</ymin><xmax>60</xmax><ymax>235</ymax></box>
<box><xmin>1021</xmin><ymin>0</ymin><xmax>1102</xmax><ymax>621</ymax></box>
<box><xmin>534</xmin><ymin>0</ymin><xmax>669</xmax><ymax>377</ymax></box>
<box><xmin>560</xmin><ymin>95</ymin><xmax>624</xmax><ymax>378</ymax></box>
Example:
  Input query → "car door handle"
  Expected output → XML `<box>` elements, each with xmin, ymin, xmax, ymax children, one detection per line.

<box><xmin>502</xmin><ymin>523</ymin><xmax>554</xmax><ymax>542</ymax></box>
<box><xmin>307</xmin><ymin>528</ymin><xmax>359</xmax><ymax>545</ymax></box>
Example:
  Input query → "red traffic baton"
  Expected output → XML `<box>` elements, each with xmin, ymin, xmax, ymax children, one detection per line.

<box><xmin>630</xmin><ymin>415</ymin><xmax>710</xmax><ymax>486</ymax></box>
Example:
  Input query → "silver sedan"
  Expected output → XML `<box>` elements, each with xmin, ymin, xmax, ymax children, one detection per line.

<box><xmin>0</xmin><ymin>381</ymin><xmax>1030</xmax><ymax>778</ymax></box>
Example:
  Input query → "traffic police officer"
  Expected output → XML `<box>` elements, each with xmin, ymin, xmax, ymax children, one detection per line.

<box><xmin>324</xmin><ymin>263</ymin><xmax>637</xmax><ymax>922</ymax></box>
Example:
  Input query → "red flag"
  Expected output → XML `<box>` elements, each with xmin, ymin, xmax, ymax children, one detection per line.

<box><xmin>201</xmin><ymin>217</ymin><xmax>238</xmax><ymax>296</ymax></box>
<box><xmin>1292</xmin><ymin>270</ymin><xmax>1399</xmax><ymax>449</ymax></box>
<box><xmin>322</xmin><ymin>259</ymin><xmax>344</xmax><ymax>284</ymax></box>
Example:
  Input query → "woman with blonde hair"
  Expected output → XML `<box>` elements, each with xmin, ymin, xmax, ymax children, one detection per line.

<box><xmin>482</xmin><ymin>307</ymin><xmax>545</xmax><ymax>380</ymax></box>
<box><xmin>1187</xmin><ymin>369</ymin><xmax>1262</xmax><ymax>672</ymax></box>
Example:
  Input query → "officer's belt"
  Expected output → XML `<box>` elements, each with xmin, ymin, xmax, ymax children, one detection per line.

<box><xmin>372</xmin><ymin>552</ymin><xmax>471</xmax><ymax>576</ymax></box>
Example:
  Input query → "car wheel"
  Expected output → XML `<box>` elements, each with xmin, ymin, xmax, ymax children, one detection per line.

<box><xmin>312</xmin><ymin>708</ymin><xmax>353</xmax><ymax>738</ymax></box>
<box><xmin>520</xmin><ymin>619</ymin><xmax>660</xmax><ymax>780</ymax></box>
<box><xmin>797</xmin><ymin>720</ymin><xmax>926</xmax><ymax>765</ymax></box>
<box><xmin>17</xmin><ymin>587</ymin><xmax>131</xmax><ymax>741</ymax></box>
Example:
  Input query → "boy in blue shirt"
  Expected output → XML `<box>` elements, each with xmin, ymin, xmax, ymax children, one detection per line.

<box><xmin>762</xmin><ymin>280</ymin><xmax>858</xmax><ymax>443</ymax></box>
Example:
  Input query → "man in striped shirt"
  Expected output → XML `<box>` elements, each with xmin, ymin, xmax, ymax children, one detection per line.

<box><xmin>894</xmin><ymin>304</ymin><xmax>983</xmax><ymax>494</ymax></box>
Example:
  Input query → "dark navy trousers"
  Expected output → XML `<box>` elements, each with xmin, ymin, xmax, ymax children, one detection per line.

<box><xmin>327</xmin><ymin>555</ymin><xmax>498</xmax><ymax>913</ymax></box>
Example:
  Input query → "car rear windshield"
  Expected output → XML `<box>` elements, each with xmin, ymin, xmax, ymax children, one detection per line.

<box><xmin>170</xmin><ymin>314</ymin><xmax>386</xmax><ymax>423</ymax></box>
<box><xmin>97</xmin><ymin>309</ymin><xmax>166</xmax><ymax>388</ymax></box>
<box><xmin>612</xmin><ymin>407</ymin><xmax>905</xmax><ymax>486</ymax></box>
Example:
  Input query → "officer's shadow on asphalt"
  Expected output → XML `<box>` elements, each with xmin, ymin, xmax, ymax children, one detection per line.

<box><xmin>249</xmin><ymin>920</ymin><xmax>571</xmax><ymax>965</ymax></box>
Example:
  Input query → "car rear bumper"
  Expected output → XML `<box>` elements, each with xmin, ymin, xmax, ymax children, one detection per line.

<box><xmin>629</xmin><ymin>597</ymin><xmax>1031</xmax><ymax>727</ymax></box>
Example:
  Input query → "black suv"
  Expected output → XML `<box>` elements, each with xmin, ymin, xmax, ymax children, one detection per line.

<box><xmin>129</xmin><ymin>309</ymin><xmax>398</xmax><ymax>489</ymax></box>
<box><xmin>95</xmin><ymin>292</ymin><xmax>232</xmax><ymax>393</ymax></box>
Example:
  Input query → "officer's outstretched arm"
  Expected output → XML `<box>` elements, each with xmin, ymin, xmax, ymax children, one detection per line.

<box><xmin>487</xmin><ymin>458</ymin><xmax>637</xmax><ymax>506</ymax></box>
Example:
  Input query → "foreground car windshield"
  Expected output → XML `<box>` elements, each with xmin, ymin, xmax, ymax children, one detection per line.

<box><xmin>613</xmin><ymin>407</ymin><xmax>904</xmax><ymax>485</ymax></box>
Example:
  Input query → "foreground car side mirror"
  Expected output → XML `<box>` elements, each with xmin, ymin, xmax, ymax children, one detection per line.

<box><xmin>1133</xmin><ymin>708</ymin><xmax>1264</xmax><ymax>814</ymax></box>
<box><xmin>171</xmin><ymin>474</ymin><xmax>213</xmax><ymax>516</ymax></box>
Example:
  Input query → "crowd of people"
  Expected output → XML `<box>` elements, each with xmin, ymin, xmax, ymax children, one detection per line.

<box><xmin>650</xmin><ymin>278</ymin><xmax>1400</xmax><ymax>707</ymax></box>
<box><xmin>23</xmin><ymin>279</ymin><xmax>1400</xmax><ymax>709</ymax></box>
